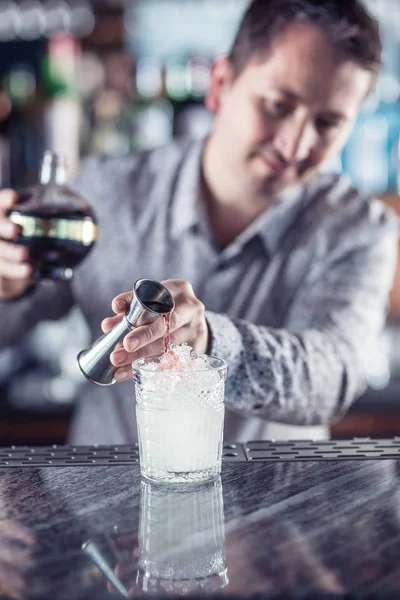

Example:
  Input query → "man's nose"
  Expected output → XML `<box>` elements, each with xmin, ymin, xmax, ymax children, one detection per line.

<box><xmin>273</xmin><ymin>116</ymin><xmax>316</xmax><ymax>164</ymax></box>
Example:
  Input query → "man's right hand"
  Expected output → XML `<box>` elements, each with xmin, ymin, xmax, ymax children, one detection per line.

<box><xmin>0</xmin><ymin>189</ymin><xmax>32</xmax><ymax>300</ymax></box>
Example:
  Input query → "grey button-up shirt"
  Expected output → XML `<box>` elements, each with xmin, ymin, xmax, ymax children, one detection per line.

<box><xmin>0</xmin><ymin>138</ymin><xmax>397</xmax><ymax>443</ymax></box>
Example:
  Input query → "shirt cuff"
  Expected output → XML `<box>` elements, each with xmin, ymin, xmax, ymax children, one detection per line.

<box><xmin>204</xmin><ymin>310</ymin><xmax>243</xmax><ymax>369</ymax></box>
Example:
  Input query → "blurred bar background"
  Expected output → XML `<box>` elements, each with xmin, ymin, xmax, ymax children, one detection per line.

<box><xmin>0</xmin><ymin>0</ymin><xmax>400</xmax><ymax>443</ymax></box>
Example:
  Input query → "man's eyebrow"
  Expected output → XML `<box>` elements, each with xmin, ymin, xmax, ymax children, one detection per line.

<box><xmin>317</xmin><ymin>110</ymin><xmax>348</xmax><ymax>122</ymax></box>
<box><xmin>276</xmin><ymin>88</ymin><xmax>305</xmax><ymax>102</ymax></box>
<box><xmin>276</xmin><ymin>88</ymin><xmax>348</xmax><ymax>120</ymax></box>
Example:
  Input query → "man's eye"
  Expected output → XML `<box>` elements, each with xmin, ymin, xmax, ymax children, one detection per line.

<box><xmin>263</xmin><ymin>99</ymin><xmax>291</xmax><ymax>117</ymax></box>
<box><xmin>316</xmin><ymin>118</ymin><xmax>338</xmax><ymax>131</ymax></box>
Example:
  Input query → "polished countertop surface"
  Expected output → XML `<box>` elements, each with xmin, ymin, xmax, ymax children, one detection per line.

<box><xmin>1</xmin><ymin>443</ymin><xmax>400</xmax><ymax>599</ymax></box>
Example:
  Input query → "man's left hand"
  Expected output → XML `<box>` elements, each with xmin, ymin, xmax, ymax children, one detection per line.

<box><xmin>101</xmin><ymin>279</ymin><xmax>209</xmax><ymax>382</ymax></box>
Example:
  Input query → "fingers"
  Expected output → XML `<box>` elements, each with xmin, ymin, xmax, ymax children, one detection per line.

<box><xmin>105</xmin><ymin>542</ymin><xmax>138</xmax><ymax>596</ymax></box>
<box><xmin>0</xmin><ymin>240</ymin><xmax>29</xmax><ymax>263</ymax></box>
<box><xmin>161</xmin><ymin>278</ymin><xmax>194</xmax><ymax>296</ymax></box>
<box><xmin>101</xmin><ymin>291</ymin><xmax>134</xmax><ymax>332</ymax></box>
<box><xmin>123</xmin><ymin>317</ymin><xmax>166</xmax><ymax>353</ymax></box>
<box><xmin>105</xmin><ymin>281</ymin><xmax>196</xmax><ymax>337</ymax></box>
<box><xmin>0</xmin><ymin>218</ymin><xmax>20</xmax><ymax>240</ymax></box>
<box><xmin>122</xmin><ymin>298</ymin><xmax>195</xmax><ymax>353</ymax></box>
<box><xmin>106</xmin><ymin>564</ymin><xmax>137</xmax><ymax>597</ymax></box>
<box><xmin>0</xmin><ymin>545</ymin><xmax>34</xmax><ymax>569</ymax></box>
<box><xmin>107</xmin><ymin>302</ymin><xmax>177</xmax><ymax>360</ymax></box>
<box><xmin>0</xmin><ymin>519</ymin><xmax>35</xmax><ymax>600</ymax></box>
<box><xmin>0</xmin><ymin>190</ymin><xmax>21</xmax><ymax>241</ymax></box>
<box><xmin>111</xmin><ymin>325</ymin><xmax>190</xmax><ymax>382</ymax></box>
<box><xmin>0</xmin><ymin>258</ymin><xmax>32</xmax><ymax>280</ymax></box>
<box><xmin>115</xmin><ymin>561</ymin><xmax>137</xmax><ymax>580</ymax></box>
<box><xmin>0</xmin><ymin>189</ymin><xmax>18</xmax><ymax>212</ymax></box>
<box><xmin>0</xmin><ymin>191</ymin><xmax>32</xmax><ymax>299</ymax></box>
<box><xmin>111</xmin><ymin>291</ymin><xmax>133</xmax><ymax>314</ymax></box>
<box><xmin>113</xmin><ymin>531</ymin><xmax>138</xmax><ymax>552</ymax></box>
<box><xmin>106</xmin><ymin>279</ymin><xmax>207</xmax><ymax>383</ymax></box>
<box><xmin>0</xmin><ymin>239</ymin><xmax>32</xmax><ymax>294</ymax></box>
<box><xmin>0</xmin><ymin>567</ymin><xmax>28</xmax><ymax>600</ymax></box>
<box><xmin>0</xmin><ymin>521</ymin><xmax>35</xmax><ymax>545</ymax></box>
<box><xmin>101</xmin><ymin>314</ymin><xmax>123</xmax><ymax>333</ymax></box>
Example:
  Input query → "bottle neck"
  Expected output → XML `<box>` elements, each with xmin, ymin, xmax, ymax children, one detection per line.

<box><xmin>39</xmin><ymin>152</ymin><xmax>67</xmax><ymax>185</ymax></box>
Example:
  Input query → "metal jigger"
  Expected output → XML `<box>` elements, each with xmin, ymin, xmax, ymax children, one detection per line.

<box><xmin>77</xmin><ymin>279</ymin><xmax>174</xmax><ymax>386</ymax></box>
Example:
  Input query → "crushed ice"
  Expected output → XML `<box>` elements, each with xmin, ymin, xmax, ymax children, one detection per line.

<box><xmin>136</xmin><ymin>343</ymin><xmax>222</xmax><ymax>406</ymax></box>
<box><xmin>156</xmin><ymin>343</ymin><xmax>210</xmax><ymax>372</ymax></box>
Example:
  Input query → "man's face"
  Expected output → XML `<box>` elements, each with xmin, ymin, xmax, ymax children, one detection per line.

<box><xmin>207</xmin><ymin>21</ymin><xmax>373</xmax><ymax>199</ymax></box>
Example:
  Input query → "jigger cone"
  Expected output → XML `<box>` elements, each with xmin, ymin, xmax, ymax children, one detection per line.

<box><xmin>77</xmin><ymin>278</ymin><xmax>174</xmax><ymax>386</ymax></box>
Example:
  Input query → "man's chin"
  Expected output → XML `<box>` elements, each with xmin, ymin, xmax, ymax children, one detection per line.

<box><xmin>256</xmin><ymin>175</ymin><xmax>296</xmax><ymax>199</ymax></box>
<box><xmin>256</xmin><ymin>167</ymin><xmax>317</xmax><ymax>198</ymax></box>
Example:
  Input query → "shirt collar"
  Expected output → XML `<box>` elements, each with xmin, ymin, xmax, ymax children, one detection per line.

<box><xmin>216</xmin><ymin>182</ymin><xmax>306</xmax><ymax>260</ymax></box>
<box><xmin>170</xmin><ymin>138</ymin><xmax>307</xmax><ymax>254</ymax></box>
<box><xmin>254</xmin><ymin>183</ymin><xmax>306</xmax><ymax>255</ymax></box>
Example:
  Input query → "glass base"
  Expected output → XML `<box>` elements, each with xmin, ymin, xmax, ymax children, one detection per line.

<box><xmin>136</xmin><ymin>567</ymin><xmax>229</xmax><ymax>594</ymax></box>
<box><xmin>140</xmin><ymin>464</ymin><xmax>220</xmax><ymax>484</ymax></box>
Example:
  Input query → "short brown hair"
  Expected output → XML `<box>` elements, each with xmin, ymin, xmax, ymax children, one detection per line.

<box><xmin>228</xmin><ymin>0</ymin><xmax>382</xmax><ymax>81</ymax></box>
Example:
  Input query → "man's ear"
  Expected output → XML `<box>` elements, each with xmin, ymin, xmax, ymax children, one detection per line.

<box><xmin>205</xmin><ymin>56</ymin><xmax>234</xmax><ymax>114</ymax></box>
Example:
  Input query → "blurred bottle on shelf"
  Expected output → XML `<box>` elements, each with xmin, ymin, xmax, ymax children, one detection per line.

<box><xmin>83</xmin><ymin>51</ymin><xmax>213</xmax><ymax>155</ymax></box>
<box><xmin>341</xmin><ymin>93</ymin><xmax>389</xmax><ymax>196</ymax></box>
<box><xmin>122</xmin><ymin>0</ymin><xmax>248</xmax><ymax>147</ymax></box>
<box><xmin>0</xmin><ymin>90</ymin><xmax>12</xmax><ymax>187</ymax></box>
<box><xmin>164</xmin><ymin>54</ymin><xmax>212</xmax><ymax>139</ymax></box>
<box><xmin>89</xmin><ymin>87</ymin><xmax>131</xmax><ymax>155</ymax></box>
<box><xmin>0</xmin><ymin>33</ymin><xmax>83</xmax><ymax>188</ymax></box>
<box><xmin>341</xmin><ymin>74</ymin><xmax>400</xmax><ymax>196</ymax></box>
<box><xmin>380</xmin><ymin>79</ymin><xmax>400</xmax><ymax>193</ymax></box>
<box><xmin>132</xmin><ymin>57</ymin><xmax>173</xmax><ymax>150</ymax></box>
<box><xmin>130</xmin><ymin>53</ymin><xmax>213</xmax><ymax>150</ymax></box>
<box><xmin>0</xmin><ymin>50</ymin><xmax>45</xmax><ymax>187</ymax></box>
<box><xmin>171</xmin><ymin>54</ymin><xmax>213</xmax><ymax>139</ymax></box>
<box><xmin>41</xmin><ymin>33</ymin><xmax>82</xmax><ymax>178</ymax></box>
<box><xmin>165</xmin><ymin>56</ymin><xmax>190</xmax><ymax>129</ymax></box>
<box><xmin>83</xmin><ymin>50</ymin><xmax>133</xmax><ymax>155</ymax></box>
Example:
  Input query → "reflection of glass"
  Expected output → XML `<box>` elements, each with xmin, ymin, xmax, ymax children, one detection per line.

<box><xmin>133</xmin><ymin>355</ymin><xmax>227</xmax><ymax>483</ymax></box>
<box><xmin>6</xmin><ymin>151</ymin><xmax>97</xmax><ymax>281</ymax></box>
<box><xmin>137</xmin><ymin>477</ymin><xmax>228</xmax><ymax>594</ymax></box>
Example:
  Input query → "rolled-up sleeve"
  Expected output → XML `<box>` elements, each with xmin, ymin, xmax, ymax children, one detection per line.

<box><xmin>206</xmin><ymin>208</ymin><xmax>398</xmax><ymax>426</ymax></box>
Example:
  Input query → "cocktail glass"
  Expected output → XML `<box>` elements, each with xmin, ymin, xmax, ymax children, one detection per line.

<box><xmin>132</xmin><ymin>355</ymin><xmax>227</xmax><ymax>483</ymax></box>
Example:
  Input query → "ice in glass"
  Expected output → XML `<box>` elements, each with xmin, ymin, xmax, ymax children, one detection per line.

<box><xmin>133</xmin><ymin>343</ymin><xmax>227</xmax><ymax>483</ymax></box>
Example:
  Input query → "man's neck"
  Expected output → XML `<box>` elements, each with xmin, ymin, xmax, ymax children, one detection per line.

<box><xmin>201</xmin><ymin>136</ymin><xmax>273</xmax><ymax>248</ymax></box>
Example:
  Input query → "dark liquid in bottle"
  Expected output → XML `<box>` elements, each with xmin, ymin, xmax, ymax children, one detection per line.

<box><xmin>6</xmin><ymin>204</ymin><xmax>97</xmax><ymax>281</ymax></box>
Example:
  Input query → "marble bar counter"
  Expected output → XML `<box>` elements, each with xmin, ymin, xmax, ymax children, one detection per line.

<box><xmin>1</xmin><ymin>440</ymin><xmax>400</xmax><ymax>600</ymax></box>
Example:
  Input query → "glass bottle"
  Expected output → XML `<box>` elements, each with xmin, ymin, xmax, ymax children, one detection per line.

<box><xmin>6</xmin><ymin>150</ymin><xmax>97</xmax><ymax>281</ymax></box>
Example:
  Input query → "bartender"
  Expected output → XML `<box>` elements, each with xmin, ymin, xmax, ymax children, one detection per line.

<box><xmin>0</xmin><ymin>0</ymin><xmax>397</xmax><ymax>444</ymax></box>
